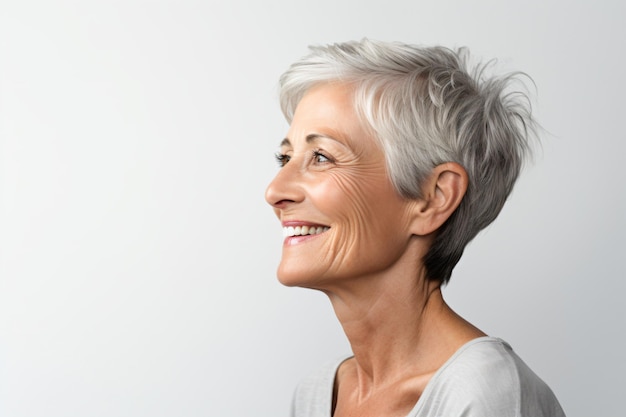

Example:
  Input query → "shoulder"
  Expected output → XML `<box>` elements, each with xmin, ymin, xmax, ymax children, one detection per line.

<box><xmin>413</xmin><ymin>337</ymin><xmax>566</xmax><ymax>417</ymax></box>
<box><xmin>291</xmin><ymin>356</ymin><xmax>349</xmax><ymax>417</ymax></box>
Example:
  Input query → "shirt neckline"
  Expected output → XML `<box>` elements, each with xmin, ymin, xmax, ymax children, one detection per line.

<box><xmin>325</xmin><ymin>336</ymin><xmax>507</xmax><ymax>416</ymax></box>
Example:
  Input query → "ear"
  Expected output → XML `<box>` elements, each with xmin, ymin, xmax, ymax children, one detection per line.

<box><xmin>410</xmin><ymin>162</ymin><xmax>468</xmax><ymax>236</ymax></box>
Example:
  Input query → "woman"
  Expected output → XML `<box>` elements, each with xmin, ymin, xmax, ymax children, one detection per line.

<box><xmin>265</xmin><ymin>39</ymin><xmax>565</xmax><ymax>417</ymax></box>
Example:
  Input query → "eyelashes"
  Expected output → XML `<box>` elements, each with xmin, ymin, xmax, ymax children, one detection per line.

<box><xmin>274</xmin><ymin>149</ymin><xmax>334</xmax><ymax>168</ymax></box>
<box><xmin>274</xmin><ymin>152</ymin><xmax>290</xmax><ymax>167</ymax></box>
<box><xmin>312</xmin><ymin>150</ymin><xmax>331</xmax><ymax>163</ymax></box>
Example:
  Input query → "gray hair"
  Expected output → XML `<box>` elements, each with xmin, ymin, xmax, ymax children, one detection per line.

<box><xmin>279</xmin><ymin>39</ymin><xmax>536</xmax><ymax>284</ymax></box>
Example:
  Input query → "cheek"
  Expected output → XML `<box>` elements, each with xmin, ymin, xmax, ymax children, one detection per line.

<box><xmin>319</xmin><ymin>170</ymin><xmax>408</xmax><ymax>227</ymax></box>
<box><xmin>313</xmin><ymin>172</ymin><xmax>412</xmax><ymax>270</ymax></box>
<box><xmin>312</xmin><ymin>171</ymin><xmax>380</xmax><ymax>226</ymax></box>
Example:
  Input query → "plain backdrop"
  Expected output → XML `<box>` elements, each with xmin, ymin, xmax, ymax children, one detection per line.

<box><xmin>1</xmin><ymin>1</ymin><xmax>624</xmax><ymax>416</ymax></box>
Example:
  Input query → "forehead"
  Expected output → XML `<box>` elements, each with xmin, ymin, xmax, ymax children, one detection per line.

<box><xmin>285</xmin><ymin>83</ymin><xmax>376</xmax><ymax>151</ymax></box>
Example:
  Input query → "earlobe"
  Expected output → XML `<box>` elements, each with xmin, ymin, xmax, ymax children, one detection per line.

<box><xmin>410</xmin><ymin>162</ymin><xmax>468</xmax><ymax>236</ymax></box>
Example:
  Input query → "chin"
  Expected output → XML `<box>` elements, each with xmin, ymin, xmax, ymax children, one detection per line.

<box><xmin>276</xmin><ymin>267</ymin><xmax>307</xmax><ymax>288</ymax></box>
<box><xmin>276</xmin><ymin>263</ymin><xmax>324</xmax><ymax>289</ymax></box>
<box><xmin>276</xmin><ymin>273</ymin><xmax>299</xmax><ymax>288</ymax></box>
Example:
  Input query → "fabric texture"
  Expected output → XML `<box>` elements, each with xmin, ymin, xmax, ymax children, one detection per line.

<box><xmin>291</xmin><ymin>337</ymin><xmax>565</xmax><ymax>417</ymax></box>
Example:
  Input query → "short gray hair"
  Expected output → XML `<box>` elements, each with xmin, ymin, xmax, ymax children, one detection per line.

<box><xmin>279</xmin><ymin>39</ymin><xmax>536</xmax><ymax>284</ymax></box>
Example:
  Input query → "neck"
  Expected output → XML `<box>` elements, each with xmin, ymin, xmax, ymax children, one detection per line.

<box><xmin>323</xmin><ymin>260</ymin><xmax>484</xmax><ymax>391</ymax></box>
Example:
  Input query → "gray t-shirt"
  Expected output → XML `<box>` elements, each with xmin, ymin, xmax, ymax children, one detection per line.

<box><xmin>291</xmin><ymin>337</ymin><xmax>565</xmax><ymax>417</ymax></box>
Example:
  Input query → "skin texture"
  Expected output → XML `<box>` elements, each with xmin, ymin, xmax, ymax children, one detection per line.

<box><xmin>265</xmin><ymin>83</ymin><xmax>486</xmax><ymax>417</ymax></box>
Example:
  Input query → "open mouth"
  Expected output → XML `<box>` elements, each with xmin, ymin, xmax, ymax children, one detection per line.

<box><xmin>283</xmin><ymin>225</ymin><xmax>330</xmax><ymax>237</ymax></box>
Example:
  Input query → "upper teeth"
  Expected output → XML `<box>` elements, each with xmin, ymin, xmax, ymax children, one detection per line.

<box><xmin>283</xmin><ymin>226</ymin><xmax>330</xmax><ymax>237</ymax></box>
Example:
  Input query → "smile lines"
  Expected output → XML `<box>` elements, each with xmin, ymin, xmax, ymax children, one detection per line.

<box><xmin>283</xmin><ymin>225</ymin><xmax>330</xmax><ymax>237</ymax></box>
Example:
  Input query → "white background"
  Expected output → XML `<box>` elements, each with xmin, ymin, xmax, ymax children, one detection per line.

<box><xmin>1</xmin><ymin>1</ymin><xmax>624</xmax><ymax>416</ymax></box>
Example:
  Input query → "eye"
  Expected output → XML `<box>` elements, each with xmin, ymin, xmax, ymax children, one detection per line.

<box><xmin>313</xmin><ymin>150</ymin><xmax>332</xmax><ymax>164</ymax></box>
<box><xmin>274</xmin><ymin>152</ymin><xmax>291</xmax><ymax>167</ymax></box>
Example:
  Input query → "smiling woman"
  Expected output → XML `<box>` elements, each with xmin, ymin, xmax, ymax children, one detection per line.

<box><xmin>265</xmin><ymin>40</ymin><xmax>566</xmax><ymax>417</ymax></box>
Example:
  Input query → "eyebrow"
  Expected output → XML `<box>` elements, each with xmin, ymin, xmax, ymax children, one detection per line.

<box><xmin>280</xmin><ymin>133</ymin><xmax>341</xmax><ymax>147</ymax></box>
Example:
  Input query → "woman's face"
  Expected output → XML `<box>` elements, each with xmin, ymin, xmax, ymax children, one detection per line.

<box><xmin>265</xmin><ymin>83</ymin><xmax>417</xmax><ymax>289</ymax></box>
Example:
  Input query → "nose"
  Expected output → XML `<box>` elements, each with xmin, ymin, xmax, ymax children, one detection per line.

<box><xmin>265</xmin><ymin>162</ymin><xmax>305</xmax><ymax>209</ymax></box>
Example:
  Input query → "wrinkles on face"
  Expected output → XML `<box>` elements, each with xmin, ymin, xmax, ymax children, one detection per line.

<box><xmin>322</xmin><ymin>167</ymin><xmax>415</xmax><ymax>283</ymax></box>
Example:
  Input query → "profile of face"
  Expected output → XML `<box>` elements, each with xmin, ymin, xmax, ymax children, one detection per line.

<box><xmin>265</xmin><ymin>83</ymin><xmax>421</xmax><ymax>290</ymax></box>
